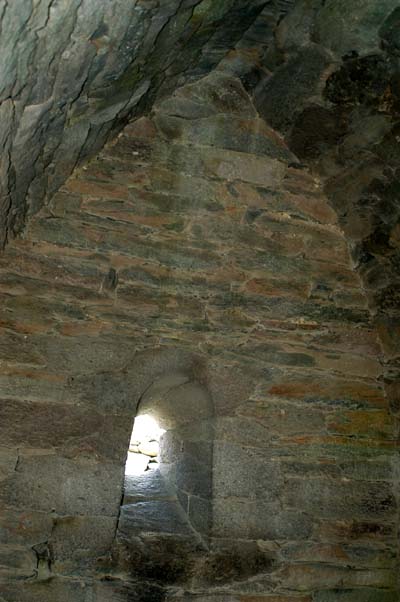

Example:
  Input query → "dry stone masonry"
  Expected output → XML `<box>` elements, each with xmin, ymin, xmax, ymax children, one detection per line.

<box><xmin>0</xmin><ymin>1</ymin><xmax>399</xmax><ymax>601</ymax></box>
<box><xmin>0</xmin><ymin>64</ymin><xmax>398</xmax><ymax>601</ymax></box>
<box><xmin>0</xmin><ymin>0</ymin><xmax>276</xmax><ymax>247</ymax></box>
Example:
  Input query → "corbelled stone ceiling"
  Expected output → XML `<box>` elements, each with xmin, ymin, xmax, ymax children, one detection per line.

<box><xmin>0</xmin><ymin>0</ymin><xmax>282</xmax><ymax>245</ymax></box>
<box><xmin>0</xmin><ymin>1</ymin><xmax>399</xmax><ymax>601</ymax></box>
<box><xmin>2</xmin><ymin>0</ymin><xmax>399</xmax><ymax>358</ymax></box>
<box><xmin>1</xmin><ymin>0</ymin><xmax>399</xmax><ymax>315</ymax></box>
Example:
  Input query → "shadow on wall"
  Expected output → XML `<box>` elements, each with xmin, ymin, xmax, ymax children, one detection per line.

<box><xmin>112</xmin><ymin>349</ymin><xmax>215</xmax><ymax>585</ymax></box>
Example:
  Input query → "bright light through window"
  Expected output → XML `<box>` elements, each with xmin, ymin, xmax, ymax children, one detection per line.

<box><xmin>125</xmin><ymin>414</ymin><xmax>165</xmax><ymax>476</ymax></box>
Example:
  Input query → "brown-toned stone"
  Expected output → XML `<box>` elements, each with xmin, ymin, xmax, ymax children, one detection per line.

<box><xmin>0</xmin><ymin>47</ymin><xmax>397</xmax><ymax>600</ymax></box>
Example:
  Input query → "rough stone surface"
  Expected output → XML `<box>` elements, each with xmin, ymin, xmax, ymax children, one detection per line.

<box><xmin>0</xmin><ymin>0</ymin><xmax>278</xmax><ymax>248</ymax></box>
<box><xmin>249</xmin><ymin>3</ymin><xmax>400</xmax><ymax>503</ymax></box>
<box><xmin>0</xmin><ymin>6</ymin><xmax>398</xmax><ymax>600</ymax></box>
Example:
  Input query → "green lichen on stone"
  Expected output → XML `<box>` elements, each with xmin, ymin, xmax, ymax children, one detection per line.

<box><xmin>314</xmin><ymin>0</ymin><xmax>400</xmax><ymax>55</ymax></box>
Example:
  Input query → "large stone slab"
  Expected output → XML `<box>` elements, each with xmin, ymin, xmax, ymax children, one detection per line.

<box><xmin>213</xmin><ymin>498</ymin><xmax>312</xmax><ymax>540</ymax></box>
<box><xmin>0</xmin><ymin>455</ymin><xmax>123</xmax><ymax>516</ymax></box>
<box><xmin>0</xmin><ymin>399</ymin><xmax>131</xmax><ymax>462</ymax></box>
<box><xmin>213</xmin><ymin>442</ymin><xmax>283</xmax><ymax>500</ymax></box>
<box><xmin>50</xmin><ymin>515</ymin><xmax>118</xmax><ymax>574</ymax></box>
<box><xmin>118</xmin><ymin>500</ymin><xmax>193</xmax><ymax>537</ymax></box>
<box><xmin>284</xmin><ymin>477</ymin><xmax>397</xmax><ymax>521</ymax></box>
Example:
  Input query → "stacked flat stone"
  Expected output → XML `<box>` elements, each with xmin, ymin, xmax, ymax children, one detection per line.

<box><xmin>0</xmin><ymin>64</ymin><xmax>397</xmax><ymax>601</ymax></box>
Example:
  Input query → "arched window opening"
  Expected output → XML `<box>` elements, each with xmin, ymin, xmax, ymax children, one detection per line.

<box><xmin>115</xmin><ymin>370</ymin><xmax>214</xmax><ymax>576</ymax></box>
<box><xmin>125</xmin><ymin>414</ymin><xmax>165</xmax><ymax>476</ymax></box>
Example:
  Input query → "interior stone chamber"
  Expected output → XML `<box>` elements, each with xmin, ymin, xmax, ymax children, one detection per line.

<box><xmin>0</xmin><ymin>2</ymin><xmax>399</xmax><ymax>601</ymax></box>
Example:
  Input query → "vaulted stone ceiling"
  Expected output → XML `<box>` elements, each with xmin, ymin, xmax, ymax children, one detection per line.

<box><xmin>0</xmin><ymin>0</ymin><xmax>294</xmax><ymax>246</ymax></box>
<box><xmin>0</xmin><ymin>2</ymin><xmax>399</xmax><ymax>599</ymax></box>
<box><xmin>1</xmin><ymin>0</ymin><xmax>399</xmax><ymax>307</ymax></box>
<box><xmin>2</xmin><ymin>0</ymin><xmax>399</xmax><ymax>358</ymax></box>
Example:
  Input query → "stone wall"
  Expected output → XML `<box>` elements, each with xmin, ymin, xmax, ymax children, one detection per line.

<box><xmin>0</xmin><ymin>0</ymin><xmax>275</xmax><ymax>248</ymax></box>
<box><xmin>0</xmin><ymin>69</ymin><xmax>398</xmax><ymax>601</ymax></box>
<box><xmin>242</xmin><ymin>1</ymin><xmax>400</xmax><ymax>498</ymax></box>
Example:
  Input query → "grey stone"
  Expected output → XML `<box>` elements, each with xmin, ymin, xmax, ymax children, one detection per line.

<box><xmin>50</xmin><ymin>515</ymin><xmax>118</xmax><ymax>574</ymax></box>
<box><xmin>0</xmin><ymin>455</ymin><xmax>123</xmax><ymax>516</ymax></box>
<box><xmin>0</xmin><ymin>508</ymin><xmax>53</xmax><ymax>547</ymax></box>
<box><xmin>123</xmin><ymin>469</ymin><xmax>174</xmax><ymax>503</ymax></box>
<box><xmin>118</xmin><ymin>501</ymin><xmax>193</xmax><ymax>537</ymax></box>
<box><xmin>213</xmin><ymin>441</ymin><xmax>283</xmax><ymax>500</ymax></box>
<box><xmin>255</xmin><ymin>45</ymin><xmax>331</xmax><ymax>132</ymax></box>
<box><xmin>0</xmin><ymin>9</ymin><xmax>399</xmax><ymax>598</ymax></box>
<box><xmin>213</xmin><ymin>498</ymin><xmax>313</xmax><ymax>540</ymax></box>
<box><xmin>0</xmin><ymin>399</ymin><xmax>131</xmax><ymax>462</ymax></box>
<box><xmin>0</xmin><ymin>0</ymin><xmax>271</xmax><ymax>244</ymax></box>
<box><xmin>140</xmin><ymin>380</ymin><xmax>214</xmax><ymax>430</ymax></box>
<box><xmin>277</xmin><ymin>563</ymin><xmax>396</xmax><ymax>591</ymax></box>
<box><xmin>284</xmin><ymin>478</ymin><xmax>398</xmax><ymax>520</ymax></box>
<box><xmin>314</xmin><ymin>0</ymin><xmax>400</xmax><ymax>56</ymax></box>
<box><xmin>0</xmin><ymin>448</ymin><xmax>18</xmax><ymax>481</ymax></box>
<box><xmin>175</xmin><ymin>455</ymin><xmax>212</xmax><ymax>499</ymax></box>
<box><xmin>166</xmin><ymin>596</ymin><xmax>239</xmax><ymax>602</ymax></box>
<box><xmin>115</xmin><ymin>530</ymin><xmax>201</xmax><ymax>586</ymax></box>
<box><xmin>188</xmin><ymin>495</ymin><xmax>212</xmax><ymax>539</ymax></box>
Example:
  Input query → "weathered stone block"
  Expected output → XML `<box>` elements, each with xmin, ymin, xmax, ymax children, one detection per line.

<box><xmin>237</xmin><ymin>597</ymin><xmax>312</xmax><ymax>602</ymax></box>
<box><xmin>0</xmin><ymin>508</ymin><xmax>53</xmax><ymax>546</ymax></box>
<box><xmin>176</xmin><ymin>455</ymin><xmax>212</xmax><ymax>498</ymax></box>
<box><xmin>0</xmin><ymin>399</ymin><xmax>131</xmax><ymax>462</ymax></box>
<box><xmin>0</xmin><ymin>331</ymin><xmax>45</xmax><ymax>368</ymax></box>
<box><xmin>156</xmin><ymin>72</ymin><xmax>258</xmax><ymax>120</ymax></box>
<box><xmin>284</xmin><ymin>478</ymin><xmax>397</xmax><ymax>521</ymax></box>
<box><xmin>255</xmin><ymin>46</ymin><xmax>331</xmax><ymax>131</ymax></box>
<box><xmin>234</xmin><ymin>400</ymin><xmax>326</xmax><ymax>438</ymax></box>
<box><xmin>195</xmin><ymin>539</ymin><xmax>277</xmax><ymax>586</ymax></box>
<box><xmin>327</xmin><ymin>409</ymin><xmax>397</xmax><ymax>439</ymax></box>
<box><xmin>316</xmin><ymin>518</ymin><xmax>398</xmax><ymax>545</ymax></box>
<box><xmin>214</xmin><ymin>417</ymin><xmax>277</xmax><ymax>449</ymax></box>
<box><xmin>203</xmin><ymin>148</ymin><xmax>286</xmax><ymax>188</ymax></box>
<box><xmin>115</xmin><ymin>531</ymin><xmax>201</xmax><ymax>584</ymax></box>
<box><xmin>206</xmin><ymin>362</ymin><xmax>258</xmax><ymax>415</ymax></box>
<box><xmin>123</xmin><ymin>470</ymin><xmax>174</xmax><ymax>504</ymax></box>
<box><xmin>50</xmin><ymin>515</ymin><xmax>118</xmax><ymax>574</ymax></box>
<box><xmin>281</xmin><ymin>541</ymin><xmax>397</xmax><ymax>569</ymax></box>
<box><xmin>160</xmin><ymin>431</ymin><xmax>213</xmax><ymax>464</ymax></box>
<box><xmin>166</xmin><ymin>596</ymin><xmax>240</xmax><ymax>602</ymax></box>
<box><xmin>264</xmin><ymin>372</ymin><xmax>387</xmax><ymax>409</ymax></box>
<box><xmin>213</xmin><ymin>442</ymin><xmax>283</xmax><ymax>500</ymax></box>
<box><xmin>118</xmin><ymin>501</ymin><xmax>193</xmax><ymax>537</ymax></box>
<box><xmin>0</xmin><ymin>455</ymin><xmax>123</xmax><ymax>516</ymax></box>
<box><xmin>154</xmin><ymin>113</ymin><xmax>293</xmax><ymax>161</ymax></box>
<box><xmin>140</xmin><ymin>380</ymin><xmax>213</xmax><ymax>430</ymax></box>
<box><xmin>213</xmin><ymin>498</ymin><xmax>312</xmax><ymax>540</ymax></box>
<box><xmin>277</xmin><ymin>563</ymin><xmax>397</xmax><ymax>591</ymax></box>
<box><xmin>0</xmin><ymin>368</ymin><xmax>71</xmax><ymax>406</ymax></box>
